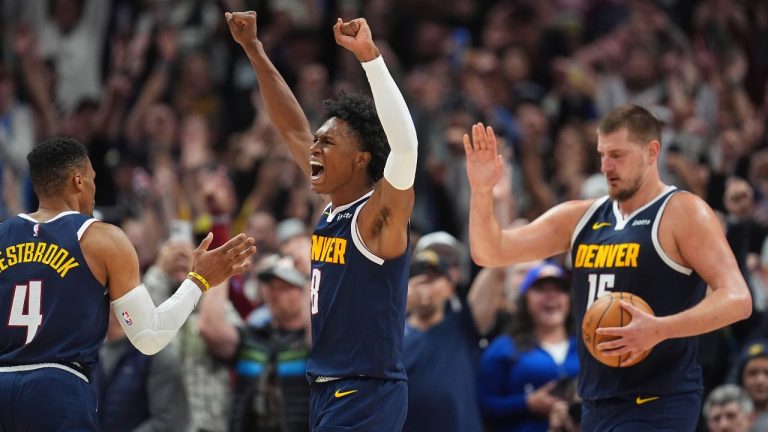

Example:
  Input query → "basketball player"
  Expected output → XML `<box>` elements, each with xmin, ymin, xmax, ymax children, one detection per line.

<box><xmin>226</xmin><ymin>12</ymin><xmax>417</xmax><ymax>431</ymax></box>
<box><xmin>464</xmin><ymin>105</ymin><xmax>751</xmax><ymax>431</ymax></box>
<box><xmin>0</xmin><ymin>137</ymin><xmax>256</xmax><ymax>430</ymax></box>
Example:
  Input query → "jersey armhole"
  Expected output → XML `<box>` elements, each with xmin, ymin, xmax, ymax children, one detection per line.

<box><xmin>350</xmin><ymin>202</ymin><xmax>385</xmax><ymax>265</ymax></box>
<box><xmin>652</xmin><ymin>193</ymin><xmax>693</xmax><ymax>275</ymax></box>
<box><xmin>77</xmin><ymin>218</ymin><xmax>99</xmax><ymax>241</ymax></box>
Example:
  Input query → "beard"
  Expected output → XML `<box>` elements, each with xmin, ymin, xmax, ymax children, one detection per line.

<box><xmin>608</xmin><ymin>174</ymin><xmax>643</xmax><ymax>202</ymax></box>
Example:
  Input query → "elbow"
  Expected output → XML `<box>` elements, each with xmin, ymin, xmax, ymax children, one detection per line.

<box><xmin>133</xmin><ymin>340</ymin><xmax>162</xmax><ymax>356</ymax></box>
<box><xmin>735</xmin><ymin>289</ymin><xmax>753</xmax><ymax>321</ymax></box>
<box><xmin>470</xmin><ymin>249</ymin><xmax>499</xmax><ymax>268</ymax></box>
<box><xmin>127</xmin><ymin>332</ymin><xmax>166</xmax><ymax>356</ymax></box>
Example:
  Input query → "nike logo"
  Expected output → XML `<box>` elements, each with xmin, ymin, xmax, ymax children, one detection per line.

<box><xmin>635</xmin><ymin>396</ymin><xmax>659</xmax><ymax>405</ymax></box>
<box><xmin>592</xmin><ymin>222</ymin><xmax>612</xmax><ymax>230</ymax></box>
<box><xmin>334</xmin><ymin>389</ymin><xmax>358</xmax><ymax>398</ymax></box>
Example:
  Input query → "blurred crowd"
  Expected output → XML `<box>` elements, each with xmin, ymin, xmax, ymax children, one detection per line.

<box><xmin>1</xmin><ymin>0</ymin><xmax>768</xmax><ymax>431</ymax></box>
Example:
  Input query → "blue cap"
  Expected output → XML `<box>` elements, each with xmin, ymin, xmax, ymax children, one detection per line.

<box><xmin>519</xmin><ymin>263</ymin><xmax>569</xmax><ymax>295</ymax></box>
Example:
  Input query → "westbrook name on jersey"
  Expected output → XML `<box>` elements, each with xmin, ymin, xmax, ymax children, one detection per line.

<box><xmin>570</xmin><ymin>186</ymin><xmax>706</xmax><ymax>400</ymax></box>
<box><xmin>0</xmin><ymin>212</ymin><xmax>109</xmax><ymax>380</ymax></box>
<box><xmin>307</xmin><ymin>192</ymin><xmax>409</xmax><ymax>382</ymax></box>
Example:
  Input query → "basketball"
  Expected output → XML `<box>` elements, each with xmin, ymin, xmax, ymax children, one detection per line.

<box><xmin>581</xmin><ymin>292</ymin><xmax>655</xmax><ymax>368</ymax></box>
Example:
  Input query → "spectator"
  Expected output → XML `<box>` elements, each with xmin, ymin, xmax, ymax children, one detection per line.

<box><xmin>199</xmin><ymin>255</ymin><xmax>310</xmax><ymax>432</ymax></box>
<box><xmin>96</xmin><ymin>306</ymin><xmax>189</xmax><ymax>432</ymax></box>
<box><xmin>736</xmin><ymin>340</ymin><xmax>768</xmax><ymax>431</ymax></box>
<box><xmin>22</xmin><ymin>0</ymin><xmax>110</xmax><ymax>113</ymax></box>
<box><xmin>478</xmin><ymin>263</ymin><xmax>579</xmax><ymax>432</ymax></box>
<box><xmin>142</xmin><ymin>237</ymin><xmax>238</xmax><ymax>432</ymax></box>
<box><xmin>704</xmin><ymin>384</ymin><xmax>755</xmax><ymax>432</ymax></box>
<box><xmin>402</xmin><ymin>248</ymin><xmax>499</xmax><ymax>432</ymax></box>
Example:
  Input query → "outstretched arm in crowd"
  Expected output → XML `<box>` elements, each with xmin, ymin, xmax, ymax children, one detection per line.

<box><xmin>198</xmin><ymin>281</ymin><xmax>240</xmax><ymax>360</ymax></box>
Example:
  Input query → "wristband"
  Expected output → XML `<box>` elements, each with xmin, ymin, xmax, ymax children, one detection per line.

<box><xmin>187</xmin><ymin>271</ymin><xmax>211</xmax><ymax>291</ymax></box>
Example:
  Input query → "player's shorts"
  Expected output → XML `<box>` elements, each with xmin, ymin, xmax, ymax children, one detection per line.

<box><xmin>310</xmin><ymin>376</ymin><xmax>407</xmax><ymax>431</ymax></box>
<box><xmin>581</xmin><ymin>390</ymin><xmax>702</xmax><ymax>432</ymax></box>
<box><xmin>0</xmin><ymin>365</ymin><xmax>97</xmax><ymax>431</ymax></box>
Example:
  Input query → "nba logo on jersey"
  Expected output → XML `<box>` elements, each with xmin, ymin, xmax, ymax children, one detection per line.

<box><xmin>33</xmin><ymin>223</ymin><xmax>40</xmax><ymax>237</ymax></box>
<box><xmin>121</xmin><ymin>311</ymin><xmax>133</xmax><ymax>325</ymax></box>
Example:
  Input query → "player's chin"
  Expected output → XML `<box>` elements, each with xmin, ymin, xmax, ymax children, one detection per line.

<box><xmin>309</xmin><ymin>182</ymin><xmax>325</xmax><ymax>194</ymax></box>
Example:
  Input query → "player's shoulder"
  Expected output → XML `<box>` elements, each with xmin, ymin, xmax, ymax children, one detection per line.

<box><xmin>664</xmin><ymin>190</ymin><xmax>713</xmax><ymax>220</ymax></box>
<box><xmin>80</xmin><ymin>221</ymin><xmax>133</xmax><ymax>254</ymax></box>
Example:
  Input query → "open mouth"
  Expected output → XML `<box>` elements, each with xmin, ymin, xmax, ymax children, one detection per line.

<box><xmin>310</xmin><ymin>160</ymin><xmax>325</xmax><ymax>180</ymax></box>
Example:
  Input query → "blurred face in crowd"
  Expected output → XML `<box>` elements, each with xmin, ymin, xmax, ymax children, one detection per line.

<box><xmin>246</xmin><ymin>212</ymin><xmax>277</xmax><ymax>255</ymax></box>
<box><xmin>706</xmin><ymin>401</ymin><xmax>753</xmax><ymax>432</ymax></box>
<box><xmin>598</xmin><ymin>128</ymin><xmax>657</xmax><ymax>202</ymax></box>
<box><xmin>264</xmin><ymin>278</ymin><xmax>305</xmax><ymax>327</ymax></box>
<box><xmin>742</xmin><ymin>357</ymin><xmax>768</xmax><ymax>407</ymax></box>
<box><xmin>408</xmin><ymin>272</ymin><xmax>452</xmax><ymax>320</ymax></box>
<box><xmin>309</xmin><ymin>117</ymin><xmax>371</xmax><ymax>195</ymax></box>
<box><xmin>526</xmin><ymin>281</ymin><xmax>570</xmax><ymax>330</ymax></box>
<box><xmin>281</xmin><ymin>234</ymin><xmax>311</xmax><ymax>276</ymax></box>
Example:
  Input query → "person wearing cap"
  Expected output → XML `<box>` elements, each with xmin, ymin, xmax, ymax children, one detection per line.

<box><xmin>414</xmin><ymin>230</ymin><xmax>469</xmax><ymax>288</ymax></box>
<box><xmin>198</xmin><ymin>255</ymin><xmax>310</xmax><ymax>432</ymax></box>
<box><xmin>477</xmin><ymin>262</ymin><xmax>579</xmax><ymax>432</ymax></box>
<box><xmin>704</xmin><ymin>384</ymin><xmax>755</xmax><ymax>432</ymax></box>
<box><xmin>401</xmin><ymin>249</ymin><xmax>501</xmax><ymax>432</ymax></box>
<box><xmin>734</xmin><ymin>339</ymin><xmax>768</xmax><ymax>431</ymax></box>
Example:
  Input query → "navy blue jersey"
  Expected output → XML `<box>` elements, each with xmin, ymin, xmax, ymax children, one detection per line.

<box><xmin>570</xmin><ymin>187</ymin><xmax>706</xmax><ymax>400</ymax></box>
<box><xmin>307</xmin><ymin>192</ymin><xmax>409</xmax><ymax>381</ymax></box>
<box><xmin>0</xmin><ymin>212</ymin><xmax>109</xmax><ymax>371</ymax></box>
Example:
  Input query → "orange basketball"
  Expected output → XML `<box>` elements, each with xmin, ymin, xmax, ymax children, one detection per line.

<box><xmin>581</xmin><ymin>291</ymin><xmax>655</xmax><ymax>368</ymax></box>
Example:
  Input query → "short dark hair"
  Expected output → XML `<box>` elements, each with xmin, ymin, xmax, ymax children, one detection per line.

<box><xmin>27</xmin><ymin>137</ymin><xmax>89</xmax><ymax>196</ymax></box>
<box><xmin>321</xmin><ymin>93</ymin><xmax>389</xmax><ymax>183</ymax></box>
<box><xmin>597</xmin><ymin>105</ymin><xmax>661</xmax><ymax>146</ymax></box>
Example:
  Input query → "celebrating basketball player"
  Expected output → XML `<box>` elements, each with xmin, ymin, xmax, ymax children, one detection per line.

<box><xmin>227</xmin><ymin>12</ymin><xmax>416</xmax><ymax>430</ymax></box>
<box><xmin>465</xmin><ymin>105</ymin><xmax>751</xmax><ymax>430</ymax></box>
<box><xmin>0</xmin><ymin>137</ymin><xmax>256</xmax><ymax>430</ymax></box>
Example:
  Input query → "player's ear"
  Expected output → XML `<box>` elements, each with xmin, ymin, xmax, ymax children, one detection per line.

<box><xmin>73</xmin><ymin>172</ymin><xmax>84</xmax><ymax>192</ymax></box>
<box><xmin>647</xmin><ymin>139</ymin><xmax>660</xmax><ymax>162</ymax></box>
<box><xmin>356</xmin><ymin>151</ymin><xmax>371</xmax><ymax>168</ymax></box>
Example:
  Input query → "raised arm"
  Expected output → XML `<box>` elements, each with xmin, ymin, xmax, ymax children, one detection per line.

<box><xmin>226</xmin><ymin>11</ymin><xmax>314</xmax><ymax>179</ymax></box>
<box><xmin>198</xmin><ymin>281</ymin><xmax>240</xmax><ymax>360</ymax></box>
<box><xmin>465</xmin><ymin>123</ymin><xmax>592</xmax><ymax>267</ymax></box>
<box><xmin>336</xmin><ymin>18</ymin><xmax>418</xmax><ymax>259</ymax></box>
<box><xmin>83</xmin><ymin>223</ymin><xmax>255</xmax><ymax>355</ymax></box>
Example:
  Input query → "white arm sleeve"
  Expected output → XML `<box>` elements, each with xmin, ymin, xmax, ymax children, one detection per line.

<box><xmin>361</xmin><ymin>56</ymin><xmax>418</xmax><ymax>190</ymax></box>
<box><xmin>111</xmin><ymin>280</ymin><xmax>202</xmax><ymax>355</ymax></box>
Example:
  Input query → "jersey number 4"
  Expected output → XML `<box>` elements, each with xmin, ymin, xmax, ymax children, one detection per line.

<box><xmin>8</xmin><ymin>281</ymin><xmax>43</xmax><ymax>344</ymax></box>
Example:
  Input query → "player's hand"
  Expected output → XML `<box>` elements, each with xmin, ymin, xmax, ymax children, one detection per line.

<box><xmin>191</xmin><ymin>233</ymin><xmax>256</xmax><ymax>288</ymax></box>
<box><xmin>526</xmin><ymin>381</ymin><xmax>560</xmax><ymax>417</ymax></box>
<box><xmin>225</xmin><ymin>11</ymin><xmax>259</xmax><ymax>47</ymax></box>
<box><xmin>595</xmin><ymin>301</ymin><xmax>663</xmax><ymax>365</ymax></box>
<box><xmin>332</xmin><ymin>18</ymin><xmax>380</xmax><ymax>62</ymax></box>
<box><xmin>464</xmin><ymin>122</ymin><xmax>503</xmax><ymax>194</ymax></box>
